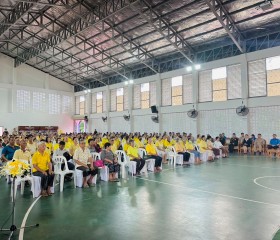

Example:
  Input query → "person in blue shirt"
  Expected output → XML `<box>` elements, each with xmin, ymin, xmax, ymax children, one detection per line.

<box><xmin>268</xmin><ymin>134</ymin><xmax>280</xmax><ymax>150</ymax></box>
<box><xmin>1</xmin><ymin>137</ymin><xmax>20</xmax><ymax>163</ymax></box>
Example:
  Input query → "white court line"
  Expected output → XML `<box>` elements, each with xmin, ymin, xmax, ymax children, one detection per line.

<box><xmin>136</xmin><ymin>177</ymin><xmax>280</xmax><ymax>207</ymax></box>
<box><xmin>253</xmin><ymin>176</ymin><xmax>280</xmax><ymax>192</ymax></box>
<box><xmin>19</xmin><ymin>183</ymin><xmax>59</xmax><ymax>240</ymax></box>
<box><xmin>18</xmin><ymin>196</ymin><xmax>41</xmax><ymax>240</ymax></box>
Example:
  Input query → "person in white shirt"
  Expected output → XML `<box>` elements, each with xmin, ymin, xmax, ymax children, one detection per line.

<box><xmin>214</xmin><ymin>137</ymin><xmax>229</xmax><ymax>158</ymax></box>
<box><xmin>73</xmin><ymin>140</ymin><xmax>98</xmax><ymax>188</ymax></box>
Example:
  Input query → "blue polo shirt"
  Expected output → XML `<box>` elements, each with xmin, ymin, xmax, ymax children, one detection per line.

<box><xmin>2</xmin><ymin>145</ymin><xmax>20</xmax><ymax>160</ymax></box>
<box><xmin>270</xmin><ymin>138</ymin><xmax>280</xmax><ymax>146</ymax></box>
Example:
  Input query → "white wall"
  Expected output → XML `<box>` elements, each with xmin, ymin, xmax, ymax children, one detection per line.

<box><xmin>0</xmin><ymin>53</ymin><xmax>74</xmax><ymax>133</ymax></box>
<box><xmin>75</xmin><ymin>45</ymin><xmax>280</xmax><ymax>141</ymax></box>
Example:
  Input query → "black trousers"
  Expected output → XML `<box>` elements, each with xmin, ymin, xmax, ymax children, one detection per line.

<box><xmin>267</xmin><ymin>145</ymin><xmax>279</xmax><ymax>149</ymax></box>
<box><xmin>77</xmin><ymin>166</ymin><xmax>98</xmax><ymax>177</ymax></box>
<box><xmin>178</xmin><ymin>152</ymin><xmax>190</xmax><ymax>162</ymax></box>
<box><xmin>132</xmin><ymin>158</ymin><xmax>145</xmax><ymax>173</ymax></box>
<box><xmin>33</xmin><ymin>171</ymin><xmax>55</xmax><ymax>190</ymax></box>
<box><xmin>61</xmin><ymin>162</ymin><xmax>75</xmax><ymax>171</ymax></box>
<box><xmin>229</xmin><ymin>144</ymin><xmax>237</xmax><ymax>153</ymax></box>
<box><xmin>144</xmin><ymin>155</ymin><xmax>162</xmax><ymax>168</ymax></box>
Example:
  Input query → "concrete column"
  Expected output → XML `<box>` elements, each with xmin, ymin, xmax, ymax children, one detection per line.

<box><xmin>128</xmin><ymin>84</ymin><xmax>133</xmax><ymax>133</ymax></box>
<box><xmin>192</xmin><ymin>70</ymin><xmax>199</xmax><ymax>136</ymax></box>
<box><xmin>156</xmin><ymin>73</ymin><xmax>162</xmax><ymax>133</ymax></box>
<box><xmin>106</xmin><ymin>86</ymin><xmax>110</xmax><ymax>132</ymax></box>
<box><xmin>240</xmin><ymin>54</ymin><xmax>249</xmax><ymax>133</ymax></box>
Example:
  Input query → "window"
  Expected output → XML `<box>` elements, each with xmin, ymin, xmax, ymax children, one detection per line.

<box><xmin>171</xmin><ymin>76</ymin><xmax>182</xmax><ymax>105</ymax></box>
<box><xmin>33</xmin><ymin>92</ymin><xmax>45</xmax><ymax>112</ymax></box>
<box><xmin>212</xmin><ymin>67</ymin><xmax>227</xmax><ymax>102</ymax></box>
<box><xmin>62</xmin><ymin>95</ymin><xmax>72</xmax><ymax>113</ymax></box>
<box><xmin>96</xmin><ymin>92</ymin><xmax>103</xmax><ymax>113</ymax></box>
<box><xmin>141</xmin><ymin>83</ymin><xmax>150</xmax><ymax>109</ymax></box>
<box><xmin>79</xmin><ymin>95</ymin><xmax>85</xmax><ymax>115</ymax></box>
<box><xmin>17</xmin><ymin>90</ymin><xmax>30</xmax><ymax>112</ymax></box>
<box><xmin>116</xmin><ymin>88</ymin><xmax>124</xmax><ymax>112</ymax></box>
<box><xmin>266</xmin><ymin>56</ymin><xmax>280</xmax><ymax>96</ymax></box>
<box><xmin>49</xmin><ymin>94</ymin><xmax>61</xmax><ymax>114</ymax></box>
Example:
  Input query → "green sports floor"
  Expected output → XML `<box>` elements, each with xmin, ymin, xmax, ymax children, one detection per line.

<box><xmin>1</xmin><ymin>155</ymin><xmax>280</xmax><ymax>240</ymax></box>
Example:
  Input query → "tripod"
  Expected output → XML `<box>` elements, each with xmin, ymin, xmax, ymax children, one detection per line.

<box><xmin>0</xmin><ymin>177</ymin><xmax>39</xmax><ymax>240</ymax></box>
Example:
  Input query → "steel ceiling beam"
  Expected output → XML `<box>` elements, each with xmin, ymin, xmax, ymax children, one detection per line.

<box><xmin>14</xmin><ymin>0</ymin><xmax>139</xmax><ymax>79</ymax></box>
<box><xmin>204</xmin><ymin>0</ymin><xmax>245</xmax><ymax>53</ymax></box>
<box><xmin>0</xmin><ymin>0</ymin><xmax>38</xmax><ymax>38</ymax></box>
<box><xmin>130</xmin><ymin>0</ymin><xmax>194</xmax><ymax>64</ymax></box>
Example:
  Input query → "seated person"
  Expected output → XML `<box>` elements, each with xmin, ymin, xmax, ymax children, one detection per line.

<box><xmin>155</xmin><ymin>136</ymin><xmax>168</xmax><ymax>164</ymax></box>
<box><xmin>174</xmin><ymin>138</ymin><xmax>190</xmax><ymax>165</ymax></box>
<box><xmin>145</xmin><ymin>137</ymin><xmax>162</xmax><ymax>172</ymax></box>
<box><xmin>206</xmin><ymin>136</ymin><xmax>220</xmax><ymax>157</ymax></box>
<box><xmin>185</xmin><ymin>139</ymin><xmax>201</xmax><ymax>164</ymax></box>
<box><xmin>198</xmin><ymin>135</ymin><xmax>214</xmax><ymax>161</ymax></box>
<box><xmin>2</xmin><ymin>136</ymin><xmax>20</xmax><ymax>163</ymax></box>
<box><xmin>101</xmin><ymin>142</ymin><xmax>120</xmax><ymax>182</ymax></box>
<box><xmin>32</xmin><ymin>141</ymin><xmax>55</xmax><ymax>197</ymax></box>
<box><xmin>13</xmin><ymin>139</ymin><xmax>31</xmax><ymax>163</ymax></box>
<box><xmin>254</xmin><ymin>134</ymin><xmax>265</xmax><ymax>155</ymax></box>
<box><xmin>213</xmin><ymin>137</ymin><xmax>229</xmax><ymax>158</ymax></box>
<box><xmin>268</xmin><ymin>134</ymin><xmax>280</xmax><ymax>150</ymax></box>
<box><xmin>127</xmin><ymin>140</ymin><xmax>145</xmax><ymax>176</ymax></box>
<box><xmin>239</xmin><ymin>133</ymin><xmax>245</xmax><ymax>145</ymax></box>
<box><xmin>53</xmin><ymin>141</ymin><xmax>74</xmax><ymax>181</ymax></box>
<box><xmin>242</xmin><ymin>134</ymin><xmax>252</xmax><ymax>154</ymax></box>
<box><xmin>73</xmin><ymin>140</ymin><xmax>98</xmax><ymax>188</ymax></box>
<box><xmin>88</xmin><ymin>138</ymin><xmax>96</xmax><ymax>154</ymax></box>
<box><xmin>228</xmin><ymin>133</ymin><xmax>239</xmax><ymax>153</ymax></box>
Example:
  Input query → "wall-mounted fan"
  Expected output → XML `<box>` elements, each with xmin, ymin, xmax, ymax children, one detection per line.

<box><xmin>236</xmin><ymin>101</ymin><xmax>249</xmax><ymax>116</ymax></box>
<box><xmin>151</xmin><ymin>115</ymin><xmax>159</xmax><ymax>123</ymax></box>
<box><xmin>102</xmin><ymin>116</ymin><xmax>107</xmax><ymax>122</ymax></box>
<box><xmin>187</xmin><ymin>107</ymin><xmax>198</xmax><ymax>118</ymax></box>
<box><xmin>123</xmin><ymin>114</ymin><xmax>130</xmax><ymax>121</ymax></box>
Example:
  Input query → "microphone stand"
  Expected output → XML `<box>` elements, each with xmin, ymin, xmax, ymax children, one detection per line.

<box><xmin>0</xmin><ymin>177</ymin><xmax>39</xmax><ymax>240</ymax></box>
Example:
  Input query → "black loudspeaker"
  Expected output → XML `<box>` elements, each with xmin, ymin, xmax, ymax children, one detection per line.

<box><xmin>151</xmin><ymin>105</ymin><xmax>158</xmax><ymax>113</ymax></box>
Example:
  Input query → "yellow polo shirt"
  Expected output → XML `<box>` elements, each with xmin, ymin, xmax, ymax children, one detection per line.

<box><xmin>32</xmin><ymin>151</ymin><xmax>51</xmax><ymax>172</ymax></box>
<box><xmin>163</xmin><ymin>139</ymin><xmax>171</xmax><ymax>148</ymax></box>
<box><xmin>146</xmin><ymin>144</ymin><xmax>157</xmax><ymax>155</ymax></box>
<box><xmin>13</xmin><ymin>149</ymin><xmax>32</xmax><ymax>162</ymax></box>
<box><xmin>127</xmin><ymin>146</ymin><xmax>139</xmax><ymax>159</ymax></box>
<box><xmin>123</xmin><ymin>143</ymin><xmax>129</xmax><ymax>153</ymax></box>
<box><xmin>198</xmin><ymin>140</ymin><xmax>207</xmax><ymax>153</ymax></box>
<box><xmin>175</xmin><ymin>143</ymin><xmax>184</xmax><ymax>152</ymax></box>
<box><xmin>185</xmin><ymin>141</ymin><xmax>194</xmax><ymax>150</ymax></box>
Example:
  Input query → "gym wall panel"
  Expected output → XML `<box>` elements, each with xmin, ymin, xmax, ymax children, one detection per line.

<box><xmin>92</xmin><ymin>118</ymin><xmax>107</xmax><ymax>133</ymax></box>
<box><xmin>161</xmin><ymin>112</ymin><xmax>194</xmax><ymax>133</ymax></box>
<box><xmin>133</xmin><ymin>115</ymin><xmax>159</xmax><ymax>133</ymax></box>
<box><xmin>110</xmin><ymin>116</ymin><xmax>130</xmax><ymax>133</ymax></box>
<box><xmin>0</xmin><ymin>54</ymin><xmax>13</xmax><ymax>84</ymax></box>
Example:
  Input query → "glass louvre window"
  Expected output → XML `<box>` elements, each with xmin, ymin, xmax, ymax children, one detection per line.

<box><xmin>79</xmin><ymin>95</ymin><xmax>85</xmax><ymax>115</ymax></box>
<box><xmin>141</xmin><ymin>83</ymin><xmax>150</xmax><ymax>109</ymax></box>
<box><xmin>96</xmin><ymin>92</ymin><xmax>103</xmax><ymax>113</ymax></box>
<box><xmin>171</xmin><ymin>76</ymin><xmax>183</xmax><ymax>106</ymax></box>
<box><xmin>49</xmin><ymin>94</ymin><xmax>61</xmax><ymax>114</ymax></box>
<box><xmin>212</xmin><ymin>67</ymin><xmax>227</xmax><ymax>102</ymax></box>
<box><xmin>266</xmin><ymin>56</ymin><xmax>280</xmax><ymax>96</ymax></box>
<box><xmin>17</xmin><ymin>90</ymin><xmax>31</xmax><ymax>112</ymax></box>
<box><xmin>116</xmin><ymin>88</ymin><xmax>124</xmax><ymax>112</ymax></box>
<box><xmin>33</xmin><ymin>92</ymin><xmax>45</xmax><ymax>112</ymax></box>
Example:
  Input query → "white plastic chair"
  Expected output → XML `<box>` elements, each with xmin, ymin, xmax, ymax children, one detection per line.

<box><xmin>53</xmin><ymin>156</ymin><xmax>76</xmax><ymax>192</ymax></box>
<box><xmin>74</xmin><ymin>159</ymin><xmax>97</xmax><ymax>188</ymax></box>
<box><xmin>194</xmin><ymin>145</ymin><xmax>208</xmax><ymax>162</ymax></box>
<box><xmin>11</xmin><ymin>159</ymin><xmax>33</xmax><ymax>201</ymax></box>
<box><xmin>92</xmin><ymin>152</ymin><xmax>109</xmax><ymax>181</ymax></box>
<box><xmin>115</xmin><ymin>150</ymin><xmax>128</xmax><ymax>179</ymax></box>
<box><xmin>138</xmin><ymin>149</ymin><xmax>152</xmax><ymax>173</ymax></box>
<box><xmin>170</xmin><ymin>147</ymin><xmax>184</xmax><ymax>166</ymax></box>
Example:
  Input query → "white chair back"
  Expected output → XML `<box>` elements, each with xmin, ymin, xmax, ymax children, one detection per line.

<box><xmin>115</xmin><ymin>150</ymin><xmax>127</xmax><ymax>164</ymax></box>
<box><xmin>92</xmin><ymin>152</ymin><xmax>101</xmax><ymax>161</ymax></box>
<box><xmin>53</xmin><ymin>156</ymin><xmax>68</xmax><ymax>172</ymax></box>
<box><xmin>138</xmin><ymin>148</ymin><xmax>147</xmax><ymax>158</ymax></box>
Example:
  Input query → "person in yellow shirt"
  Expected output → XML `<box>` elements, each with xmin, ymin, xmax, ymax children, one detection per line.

<box><xmin>69</xmin><ymin>137</ymin><xmax>80</xmax><ymax>156</ymax></box>
<box><xmin>27</xmin><ymin>135</ymin><xmax>37</xmax><ymax>155</ymax></box>
<box><xmin>135</xmin><ymin>137</ymin><xmax>145</xmax><ymax>149</ymax></box>
<box><xmin>32</xmin><ymin>141</ymin><xmax>54</xmax><ymax>197</ymax></box>
<box><xmin>155</xmin><ymin>136</ymin><xmax>168</xmax><ymax>164</ymax></box>
<box><xmin>13</xmin><ymin>139</ymin><xmax>32</xmax><ymax>162</ymax></box>
<box><xmin>163</xmin><ymin>135</ymin><xmax>171</xmax><ymax>148</ymax></box>
<box><xmin>45</xmin><ymin>137</ymin><xmax>53</xmax><ymax>155</ymax></box>
<box><xmin>185</xmin><ymin>140</ymin><xmax>201</xmax><ymax>164</ymax></box>
<box><xmin>145</xmin><ymin>137</ymin><xmax>162</xmax><ymax>172</ymax></box>
<box><xmin>196</xmin><ymin>134</ymin><xmax>201</xmax><ymax>144</ymax></box>
<box><xmin>123</xmin><ymin>136</ymin><xmax>130</xmax><ymax>153</ymax></box>
<box><xmin>127</xmin><ymin>140</ymin><xmax>145</xmax><ymax>176</ymax></box>
<box><xmin>174</xmin><ymin>138</ymin><xmax>190</xmax><ymax>165</ymax></box>
<box><xmin>198</xmin><ymin>135</ymin><xmax>214</xmax><ymax>161</ymax></box>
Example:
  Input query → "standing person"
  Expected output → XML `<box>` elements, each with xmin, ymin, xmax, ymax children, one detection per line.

<box><xmin>73</xmin><ymin>140</ymin><xmax>98</xmax><ymax>188</ymax></box>
<box><xmin>100</xmin><ymin>143</ymin><xmax>120</xmax><ymax>182</ymax></box>
<box><xmin>145</xmin><ymin>137</ymin><xmax>162</xmax><ymax>172</ymax></box>
<box><xmin>1</xmin><ymin>137</ymin><xmax>20</xmax><ymax>163</ymax></box>
<box><xmin>32</xmin><ymin>141</ymin><xmax>55</xmax><ymax>197</ymax></box>
<box><xmin>127</xmin><ymin>140</ymin><xmax>145</xmax><ymax>176</ymax></box>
